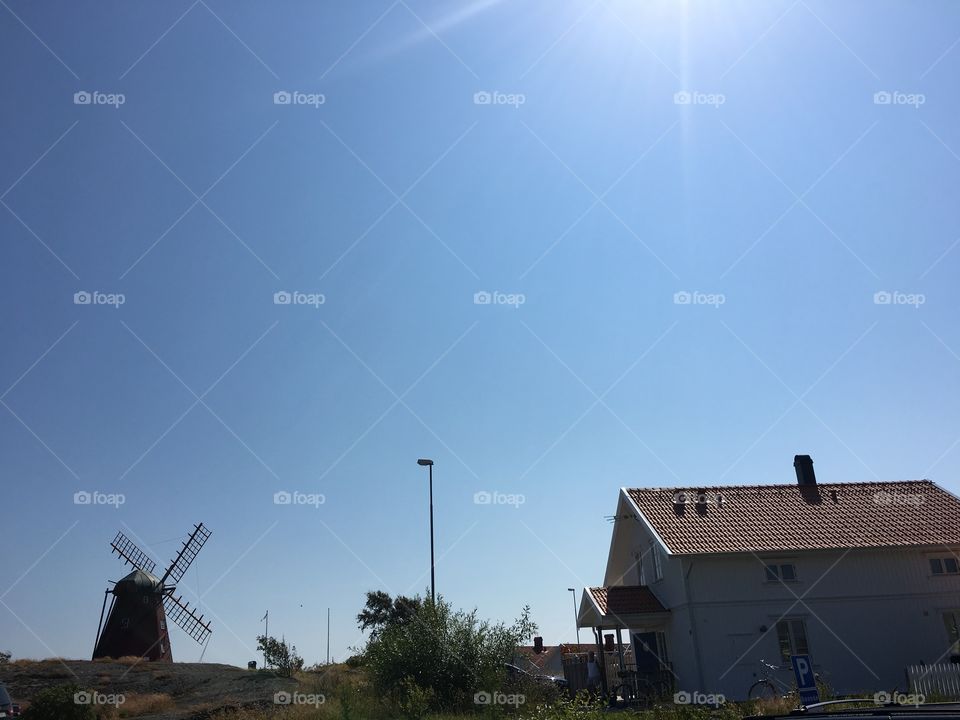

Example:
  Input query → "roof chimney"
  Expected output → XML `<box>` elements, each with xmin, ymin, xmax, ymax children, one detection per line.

<box><xmin>794</xmin><ymin>455</ymin><xmax>816</xmax><ymax>485</ymax></box>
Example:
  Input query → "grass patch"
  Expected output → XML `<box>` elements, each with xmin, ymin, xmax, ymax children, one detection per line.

<box><xmin>118</xmin><ymin>692</ymin><xmax>175</xmax><ymax>717</ymax></box>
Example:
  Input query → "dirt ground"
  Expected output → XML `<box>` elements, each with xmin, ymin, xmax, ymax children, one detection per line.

<box><xmin>0</xmin><ymin>659</ymin><xmax>298</xmax><ymax>719</ymax></box>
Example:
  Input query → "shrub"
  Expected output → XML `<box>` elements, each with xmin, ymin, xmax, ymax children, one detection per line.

<box><xmin>396</xmin><ymin>677</ymin><xmax>434</xmax><ymax>720</ymax></box>
<box><xmin>363</xmin><ymin>593</ymin><xmax>538</xmax><ymax>713</ymax></box>
<box><xmin>255</xmin><ymin>635</ymin><xmax>304</xmax><ymax>677</ymax></box>
<box><xmin>22</xmin><ymin>684</ymin><xmax>96</xmax><ymax>720</ymax></box>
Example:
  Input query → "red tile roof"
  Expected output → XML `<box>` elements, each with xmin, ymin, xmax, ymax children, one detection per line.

<box><xmin>588</xmin><ymin>585</ymin><xmax>667</xmax><ymax>615</ymax></box>
<box><xmin>514</xmin><ymin>645</ymin><xmax>560</xmax><ymax>671</ymax></box>
<box><xmin>627</xmin><ymin>481</ymin><xmax>960</xmax><ymax>555</ymax></box>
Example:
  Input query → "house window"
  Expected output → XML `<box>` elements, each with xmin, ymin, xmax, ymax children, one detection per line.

<box><xmin>634</xmin><ymin>551</ymin><xmax>645</xmax><ymax>586</ymax></box>
<box><xmin>160</xmin><ymin>620</ymin><xmax>166</xmax><ymax>630</ymax></box>
<box><xmin>765</xmin><ymin>563</ymin><xmax>797</xmax><ymax>583</ymax></box>
<box><xmin>775</xmin><ymin>619</ymin><xmax>809</xmax><ymax>662</ymax></box>
<box><xmin>651</xmin><ymin>542</ymin><xmax>663</xmax><ymax>582</ymax></box>
<box><xmin>120</xmin><ymin>618</ymin><xmax>130</xmax><ymax>630</ymax></box>
<box><xmin>930</xmin><ymin>557</ymin><xmax>960</xmax><ymax>575</ymax></box>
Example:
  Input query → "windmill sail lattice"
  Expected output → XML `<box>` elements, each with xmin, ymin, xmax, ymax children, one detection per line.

<box><xmin>160</xmin><ymin>523</ymin><xmax>211</xmax><ymax>585</ymax></box>
<box><xmin>109</xmin><ymin>531</ymin><xmax>157</xmax><ymax>574</ymax></box>
<box><xmin>163</xmin><ymin>593</ymin><xmax>212</xmax><ymax>644</ymax></box>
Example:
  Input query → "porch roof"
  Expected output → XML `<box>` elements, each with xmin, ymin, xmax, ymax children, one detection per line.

<box><xmin>577</xmin><ymin>585</ymin><xmax>669</xmax><ymax>629</ymax></box>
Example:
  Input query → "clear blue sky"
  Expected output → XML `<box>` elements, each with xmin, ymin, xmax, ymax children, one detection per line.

<box><xmin>2</xmin><ymin>0</ymin><xmax>960</xmax><ymax>667</ymax></box>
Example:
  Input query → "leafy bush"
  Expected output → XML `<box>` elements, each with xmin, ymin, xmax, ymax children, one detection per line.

<box><xmin>255</xmin><ymin>635</ymin><xmax>304</xmax><ymax>677</ymax></box>
<box><xmin>357</xmin><ymin>590</ymin><xmax>422</xmax><ymax>638</ymax></box>
<box><xmin>396</xmin><ymin>677</ymin><xmax>434</xmax><ymax>720</ymax></box>
<box><xmin>22</xmin><ymin>684</ymin><xmax>96</xmax><ymax>720</ymax></box>
<box><xmin>362</xmin><ymin>592</ymin><xmax>538</xmax><ymax>713</ymax></box>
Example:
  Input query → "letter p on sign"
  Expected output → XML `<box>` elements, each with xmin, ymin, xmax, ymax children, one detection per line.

<box><xmin>791</xmin><ymin>655</ymin><xmax>820</xmax><ymax>705</ymax></box>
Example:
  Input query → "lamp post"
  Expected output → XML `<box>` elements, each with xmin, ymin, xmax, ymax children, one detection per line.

<box><xmin>417</xmin><ymin>458</ymin><xmax>436</xmax><ymax>604</ymax></box>
<box><xmin>567</xmin><ymin>588</ymin><xmax>581</xmax><ymax>645</ymax></box>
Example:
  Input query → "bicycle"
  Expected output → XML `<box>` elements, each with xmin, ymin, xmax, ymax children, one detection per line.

<box><xmin>747</xmin><ymin>659</ymin><xmax>794</xmax><ymax>700</ymax></box>
<box><xmin>611</xmin><ymin>669</ymin><xmax>671</xmax><ymax>708</ymax></box>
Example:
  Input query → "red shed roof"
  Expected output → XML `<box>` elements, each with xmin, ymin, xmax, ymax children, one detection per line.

<box><xmin>626</xmin><ymin>480</ymin><xmax>960</xmax><ymax>555</ymax></box>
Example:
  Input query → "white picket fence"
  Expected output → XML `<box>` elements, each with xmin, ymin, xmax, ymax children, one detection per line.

<box><xmin>907</xmin><ymin>664</ymin><xmax>960</xmax><ymax>699</ymax></box>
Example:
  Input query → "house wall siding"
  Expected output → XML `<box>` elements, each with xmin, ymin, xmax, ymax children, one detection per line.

<box><xmin>604</xmin><ymin>493</ymin><xmax>960</xmax><ymax>699</ymax></box>
<box><xmin>672</xmin><ymin>548</ymin><xmax>960</xmax><ymax>698</ymax></box>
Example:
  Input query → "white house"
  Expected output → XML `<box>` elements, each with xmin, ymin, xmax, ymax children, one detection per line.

<box><xmin>578</xmin><ymin>455</ymin><xmax>960</xmax><ymax>700</ymax></box>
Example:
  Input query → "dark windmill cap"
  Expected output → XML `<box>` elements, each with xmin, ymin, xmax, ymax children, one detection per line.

<box><xmin>115</xmin><ymin>569</ymin><xmax>162</xmax><ymax>593</ymax></box>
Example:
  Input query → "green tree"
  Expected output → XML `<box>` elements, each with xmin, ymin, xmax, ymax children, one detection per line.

<box><xmin>363</xmin><ymin>592</ymin><xmax>539</xmax><ymax>712</ymax></box>
<box><xmin>255</xmin><ymin>635</ymin><xmax>304</xmax><ymax>677</ymax></box>
<box><xmin>356</xmin><ymin>590</ymin><xmax>422</xmax><ymax>638</ymax></box>
<box><xmin>0</xmin><ymin>650</ymin><xmax>10</xmax><ymax>664</ymax></box>
<box><xmin>22</xmin><ymin>685</ymin><xmax>95</xmax><ymax>720</ymax></box>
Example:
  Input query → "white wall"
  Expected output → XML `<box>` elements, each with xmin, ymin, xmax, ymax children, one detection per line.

<box><xmin>604</xmin><ymin>498</ymin><xmax>960</xmax><ymax>699</ymax></box>
<box><xmin>675</xmin><ymin>547</ymin><xmax>960</xmax><ymax>699</ymax></box>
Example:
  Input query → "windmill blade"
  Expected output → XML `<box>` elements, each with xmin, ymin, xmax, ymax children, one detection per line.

<box><xmin>110</xmin><ymin>531</ymin><xmax>157</xmax><ymax>574</ymax></box>
<box><xmin>163</xmin><ymin>593</ymin><xmax>212</xmax><ymax>645</ymax></box>
<box><xmin>159</xmin><ymin>523</ymin><xmax>211</xmax><ymax>586</ymax></box>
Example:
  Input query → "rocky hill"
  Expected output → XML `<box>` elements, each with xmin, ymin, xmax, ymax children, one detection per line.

<box><xmin>0</xmin><ymin>659</ymin><xmax>298</xmax><ymax>719</ymax></box>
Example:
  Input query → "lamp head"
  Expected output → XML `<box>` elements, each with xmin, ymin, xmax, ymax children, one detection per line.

<box><xmin>417</xmin><ymin>458</ymin><xmax>434</xmax><ymax>466</ymax></box>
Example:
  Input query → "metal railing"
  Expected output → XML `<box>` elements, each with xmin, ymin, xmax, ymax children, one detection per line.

<box><xmin>907</xmin><ymin>663</ymin><xmax>960</xmax><ymax>699</ymax></box>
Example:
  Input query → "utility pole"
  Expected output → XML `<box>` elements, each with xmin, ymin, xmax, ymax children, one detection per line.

<box><xmin>326</xmin><ymin>608</ymin><xmax>330</xmax><ymax>665</ymax></box>
<box><xmin>261</xmin><ymin>610</ymin><xmax>268</xmax><ymax>668</ymax></box>
<box><xmin>567</xmin><ymin>588</ymin><xmax>581</xmax><ymax>645</ymax></box>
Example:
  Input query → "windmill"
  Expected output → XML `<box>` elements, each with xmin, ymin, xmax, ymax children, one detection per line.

<box><xmin>93</xmin><ymin>523</ymin><xmax>212</xmax><ymax>662</ymax></box>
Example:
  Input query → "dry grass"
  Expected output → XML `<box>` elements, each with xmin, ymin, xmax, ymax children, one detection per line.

<box><xmin>118</xmin><ymin>692</ymin><xmax>176</xmax><ymax>717</ymax></box>
<box><xmin>9</xmin><ymin>657</ymin><xmax>73</xmax><ymax>665</ymax></box>
<box><xmin>747</xmin><ymin>694</ymin><xmax>801</xmax><ymax>716</ymax></box>
<box><xmin>208</xmin><ymin>708</ymin><xmax>331</xmax><ymax>720</ymax></box>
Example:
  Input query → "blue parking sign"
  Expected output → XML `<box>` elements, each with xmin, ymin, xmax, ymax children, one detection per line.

<box><xmin>791</xmin><ymin>655</ymin><xmax>820</xmax><ymax>705</ymax></box>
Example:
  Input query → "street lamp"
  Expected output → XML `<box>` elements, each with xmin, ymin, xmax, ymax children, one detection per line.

<box><xmin>567</xmin><ymin>588</ymin><xmax>581</xmax><ymax>645</ymax></box>
<box><xmin>417</xmin><ymin>458</ymin><xmax>436</xmax><ymax>604</ymax></box>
